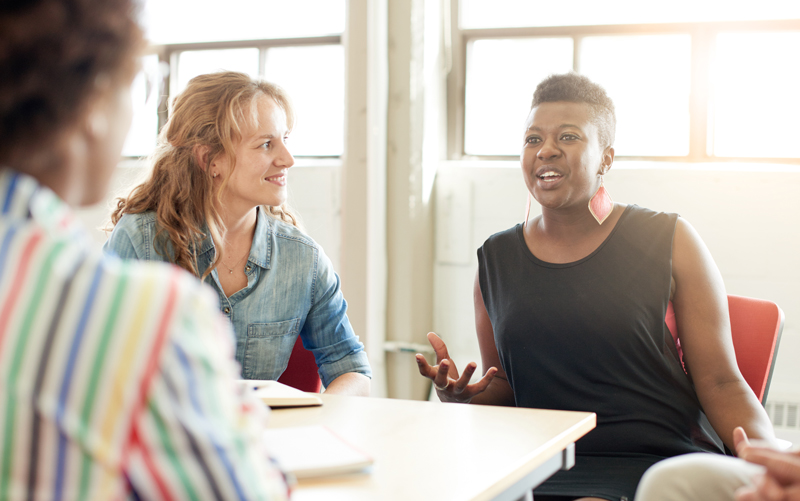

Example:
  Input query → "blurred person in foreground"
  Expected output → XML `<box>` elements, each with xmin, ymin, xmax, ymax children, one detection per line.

<box><xmin>0</xmin><ymin>0</ymin><xmax>289</xmax><ymax>498</ymax></box>
<box><xmin>635</xmin><ymin>426</ymin><xmax>800</xmax><ymax>500</ymax></box>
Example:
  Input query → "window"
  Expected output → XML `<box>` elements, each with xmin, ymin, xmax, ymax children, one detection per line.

<box><xmin>123</xmin><ymin>0</ymin><xmax>346</xmax><ymax>158</ymax></box>
<box><xmin>453</xmin><ymin>0</ymin><xmax>800</xmax><ymax>162</ymax></box>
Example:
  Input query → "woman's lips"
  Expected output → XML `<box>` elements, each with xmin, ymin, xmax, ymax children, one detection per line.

<box><xmin>265</xmin><ymin>174</ymin><xmax>286</xmax><ymax>186</ymax></box>
<box><xmin>536</xmin><ymin>171</ymin><xmax>564</xmax><ymax>189</ymax></box>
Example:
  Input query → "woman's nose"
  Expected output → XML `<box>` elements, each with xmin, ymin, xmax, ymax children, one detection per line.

<box><xmin>537</xmin><ymin>137</ymin><xmax>561</xmax><ymax>160</ymax></box>
<box><xmin>276</xmin><ymin>141</ymin><xmax>295</xmax><ymax>169</ymax></box>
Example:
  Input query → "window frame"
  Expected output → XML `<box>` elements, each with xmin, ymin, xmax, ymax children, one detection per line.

<box><xmin>446</xmin><ymin>2</ymin><xmax>800</xmax><ymax>164</ymax></box>
<box><xmin>127</xmin><ymin>35</ymin><xmax>342</xmax><ymax>159</ymax></box>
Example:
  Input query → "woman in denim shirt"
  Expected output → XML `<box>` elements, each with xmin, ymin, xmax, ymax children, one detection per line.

<box><xmin>105</xmin><ymin>72</ymin><xmax>371</xmax><ymax>395</ymax></box>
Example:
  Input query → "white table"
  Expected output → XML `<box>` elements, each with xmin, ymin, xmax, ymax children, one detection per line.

<box><xmin>266</xmin><ymin>394</ymin><xmax>595</xmax><ymax>501</ymax></box>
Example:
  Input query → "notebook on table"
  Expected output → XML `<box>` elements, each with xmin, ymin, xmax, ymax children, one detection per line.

<box><xmin>239</xmin><ymin>380</ymin><xmax>323</xmax><ymax>408</ymax></box>
<box><xmin>263</xmin><ymin>425</ymin><xmax>374</xmax><ymax>479</ymax></box>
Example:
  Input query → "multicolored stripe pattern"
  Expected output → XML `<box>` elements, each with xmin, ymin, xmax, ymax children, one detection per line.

<box><xmin>0</xmin><ymin>169</ymin><xmax>289</xmax><ymax>500</ymax></box>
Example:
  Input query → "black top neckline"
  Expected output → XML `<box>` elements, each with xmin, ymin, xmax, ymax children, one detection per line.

<box><xmin>515</xmin><ymin>204</ymin><xmax>635</xmax><ymax>269</ymax></box>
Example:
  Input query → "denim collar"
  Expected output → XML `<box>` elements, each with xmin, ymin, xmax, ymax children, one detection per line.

<box><xmin>195</xmin><ymin>206</ymin><xmax>272</xmax><ymax>270</ymax></box>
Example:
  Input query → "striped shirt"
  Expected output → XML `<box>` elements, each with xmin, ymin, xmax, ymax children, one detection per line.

<box><xmin>0</xmin><ymin>169</ymin><xmax>290</xmax><ymax>500</ymax></box>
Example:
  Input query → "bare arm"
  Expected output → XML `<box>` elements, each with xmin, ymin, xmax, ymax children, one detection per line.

<box><xmin>672</xmin><ymin>218</ymin><xmax>776</xmax><ymax>451</ymax></box>
<box><xmin>470</xmin><ymin>270</ymin><xmax>515</xmax><ymax>406</ymax></box>
<box><xmin>324</xmin><ymin>372</ymin><xmax>371</xmax><ymax>396</ymax></box>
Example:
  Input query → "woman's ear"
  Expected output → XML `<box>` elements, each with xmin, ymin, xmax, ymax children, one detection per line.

<box><xmin>193</xmin><ymin>145</ymin><xmax>212</xmax><ymax>172</ymax></box>
<box><xmin>85</xmin><ymin>107</ymin><xmax>109</xmax><ymax>140</ymax></box>
<box><xmin>601</xmin><ymin>146</ymin><xmax>615</xmax><ymax>174</ymax></box>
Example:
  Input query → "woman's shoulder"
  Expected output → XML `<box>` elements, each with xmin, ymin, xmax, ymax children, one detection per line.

<box><xmin>114</xmin><ymin>210</ymin><xmax>158</xmax><ymax>232</ymax></box>
<box><xmin>622</xmin><ymin>204</ymin><xmax>680</xmax><ymax>229</ymax></box>
<box><xmin>481</xmin><ymin>223</ymin><xmax>523</xmax><ymax>249</ymax></box>
<box><xmin>267</xmin><ymin>215</ymin><xmax>317</xmax><ymax>250</ymax></box>
<box><xmin>105</xmin><ymin>210</ymin><xmax>159</xmax><ymax>259</ymax></box>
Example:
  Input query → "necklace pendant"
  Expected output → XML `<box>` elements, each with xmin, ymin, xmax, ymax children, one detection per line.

<box><xmin>229</xmin><ymin>270</ymin><xmax>233</xmax><ymax>274</ymax></box>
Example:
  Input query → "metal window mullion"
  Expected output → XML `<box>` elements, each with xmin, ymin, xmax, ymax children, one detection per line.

<box><xmin>157</xmin><ymin>48</ymin><xmax>170</xmax><ymax>133</ymax></box>
<box><xmin>259</xmin><ymin>47</ymin><xmax>267</xmax><ymax>78</ymax></box>
<box><xmin>459</xmin><ymin>19</ymin><xmax>800</xmax><ymax>39</ymax></box>
<box><xmin>447</xmin><ymin>0</ymin><xmax>465</xmax><ymax>159</ymax></box>
<box><xmin>155</xmin><ymin>35</ymin><xmax>341</xmax><ymax>53</ymax></box>
<box><xmin>689</xmin><ymin>26</ymin><xmax>712</xmax><ymax>161</ymax></box>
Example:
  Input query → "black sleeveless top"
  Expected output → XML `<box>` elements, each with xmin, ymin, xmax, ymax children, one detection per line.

<box><xmin>478</xmin><ymin>205</ymin><xmax>722</xmax><ymax>499</ymax></box>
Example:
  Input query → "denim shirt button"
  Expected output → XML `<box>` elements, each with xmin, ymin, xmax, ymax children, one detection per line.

<box><xmin>223</xmin><ymin>306</ymin><xmax>231</xmax><ymax>315</ymax></box>
<box><xmin>245</xmin><ymin>264</ymin><xmax>252</xmax><ymax>272</ymax></box>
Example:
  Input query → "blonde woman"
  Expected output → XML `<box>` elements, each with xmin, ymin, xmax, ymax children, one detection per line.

<box><xmin>105</xmin><ymin>71</ymin><xmax>371</xmax><ymax>395</ymax></box>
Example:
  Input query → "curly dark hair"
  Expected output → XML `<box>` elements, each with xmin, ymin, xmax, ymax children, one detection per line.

<box><xmin>0</xmin><ymin>0</ymin><xmax>143</xmax><ymax>166</ymax></box>
<box><xmin>531</xmin><ymin>73</ymin><xmax>616</xmax><ymax>149</ymax></box>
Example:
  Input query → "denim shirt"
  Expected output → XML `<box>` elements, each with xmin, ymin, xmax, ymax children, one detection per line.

<box><xmin>103</xmin><ymin>208</ymin><xmax>371</xmax><ymax>387</ymax></box>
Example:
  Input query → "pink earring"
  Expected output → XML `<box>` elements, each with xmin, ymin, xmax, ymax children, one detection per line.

<box><xmin>588</xmin><ymin>177</ymin><xmax>613</xmax><ymax>225</ymax></box>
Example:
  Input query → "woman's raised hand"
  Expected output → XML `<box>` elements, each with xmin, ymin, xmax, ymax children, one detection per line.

<box><xmin>415</xmin><ymin>332</ymin><xmax>497</xmax><ymax>403</ymax></box>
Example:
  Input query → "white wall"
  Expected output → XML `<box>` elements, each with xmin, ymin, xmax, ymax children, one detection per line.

<box><xmin>433</xmin><ymin>160</ymin><xmax>800</xmax><ymax>438</ymax></box>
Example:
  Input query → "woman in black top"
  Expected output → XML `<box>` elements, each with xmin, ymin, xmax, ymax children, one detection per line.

<box><xmin>416</xmin><ymin>73</ymin><xmax>776</xmax><ymax>501</ymax></box>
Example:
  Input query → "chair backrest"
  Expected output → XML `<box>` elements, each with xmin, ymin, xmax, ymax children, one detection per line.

<box><xmin>277</xmin><ymin>336</ymin><xmax>322</xmax><ymax>393</ymax></box>
<box><xmin>665</xmin><ymin>294</ymin><xmax>784</xmax><ymax>404</ymax></box>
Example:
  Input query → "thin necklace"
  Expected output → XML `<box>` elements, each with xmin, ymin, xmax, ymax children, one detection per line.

<box><xmin>221</xmin><ymin>250</ymin><xmax>248</xmax><ymax>274</ymax></box>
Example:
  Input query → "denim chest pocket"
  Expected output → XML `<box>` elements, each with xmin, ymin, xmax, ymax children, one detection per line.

<box><xmin>242</xmin><ymin>318</ymin><xmax>301</xmax><ymax>380</ymax></box>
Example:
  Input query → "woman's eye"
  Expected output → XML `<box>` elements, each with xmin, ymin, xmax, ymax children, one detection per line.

<box><xmin>526</xmin><ymin>136</ymin><xmax>541</xmax><ymax>144</ymax></box>
<box><xmin>261</xmin><ymin>141</ymin><xmax>271</xmax><ymax>149</ymax></box>
<box><xmin>561</xmin><ymin>134</ymin><xmax>579</xmax><ymax>141</ymax></box>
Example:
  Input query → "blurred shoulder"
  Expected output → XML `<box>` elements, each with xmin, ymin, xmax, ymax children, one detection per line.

<box><xmin>113</xmin><ymin>210</ymin><xmax>157</xmax><ymax>233</ymax></box>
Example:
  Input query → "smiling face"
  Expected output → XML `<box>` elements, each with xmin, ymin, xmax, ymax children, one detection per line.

<box><xmin>521</xmin><ymin>101</ymin><xmax>613</xmax><ymax>214</ymax></box>
<box><xmin>212</xmin><ymin>95</ymin><xmax>294</xmax><ymax>214</ymax></box>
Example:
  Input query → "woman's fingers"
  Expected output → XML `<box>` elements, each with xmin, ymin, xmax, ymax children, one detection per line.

<box><xmin>735</xmin><ymin>427</ymin><xmax>751</xmax><ymax>458</ymax></box>
<box><xmin>427</xmin><ymin>332</ymin><xmax>450</xmax><ymax>364</ymax></box>
<box><xmin>758</xmin><ymin>473</ymin><xmax>789</xmax><ymax>501</ymax></box>
<box><xmin>452</xmin><ymin>362</ymin><xmax>478</xmax><ymax>394</ymax></box>
<box><xmin>745</xmin><ymin>449</ymin><xmax>800</xmax><ymax>486</ymax></box>
<box><xmin>415</xmin><ymin>353</ymin><xmax>437</xmax><ymax>379</ymax></box>
<box><xmin>433</xmin><ymin>359</ymin><xmax>452</xmax><ymax>389</ymax></box>
<box><xmin>467</xmin><ymin>367</ymin><xmax>498</xmax><ymax>395</ymax></box>
<box><xmin>452</xmin><ymin>365</ymin><xmax>497</xmax><ymax>399</ymax></box>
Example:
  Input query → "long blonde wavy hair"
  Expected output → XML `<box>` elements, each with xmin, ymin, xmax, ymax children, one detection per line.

<box><xmin>110</xmin><ymin>71</ymin><xmax>300</xmax><ymax>280</ymax></box>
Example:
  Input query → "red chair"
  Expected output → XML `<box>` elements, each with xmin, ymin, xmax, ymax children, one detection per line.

<box><xmin>665</xmin><ymin>294</ymin><xmax>784</xmax><ymax>404</ymax></box>
<box><xmin>277</xmin><ymin>336</ymin><xmax>322</xmax><ymax>393</ymax></box>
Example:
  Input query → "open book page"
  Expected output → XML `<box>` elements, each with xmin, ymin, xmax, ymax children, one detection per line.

<box><xmin>263</xmin><ymin>425</ymin><xmax>374</xmax><ymax>479</ymax></box>
<box><xmin>238</xmin><ymin>380</ymin><xmax>323</xmax><ymax>408</ymax></box>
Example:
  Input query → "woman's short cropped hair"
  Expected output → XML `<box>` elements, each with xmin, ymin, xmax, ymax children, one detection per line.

<box><xmin>531</xmin><ymin>73</ymin><xmax>616</xmax><ymax>149</ymax></box>
<box><xmin>0</xmin><ymin>0</ymin><xmax>143</xmax><ymax>165</ymax></box>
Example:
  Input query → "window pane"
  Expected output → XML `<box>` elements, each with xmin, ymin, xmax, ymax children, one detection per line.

<box><xmin>172</xmin><ymin>48</ymin><xmax>260</xmax><ymax>96</ymax></box>
<box><xmin>264</xmin><ymin>45</ymin><xmax>344</xmax><ymax>157</ymax></box>
<box><xmin>713</xmin><ymin>32</ymin><xmax>800</xmax><ymax>158</ymax></box>
<box><xmin>460</xmin><ymin>0</ymin><xmax>800</xmax><ymax>29</ymax></box>
<box><xmin>122</xmin><ymin>55</ymin><xmax>161</xmax><ymax>157</ymax></box>
<box><xmin>580</xmin><ymin>35</ymin><xmax>691</xmax><ymax>157</ymax></box>
<box><xmin>143</xmin><ymin>0</ymin><xmax>345</xmax><ymax>45</ymax></box>
<box><xmin>464</xmin><ymin>38</ymin><xmax>573</xmax><ymax>156</ymax></box>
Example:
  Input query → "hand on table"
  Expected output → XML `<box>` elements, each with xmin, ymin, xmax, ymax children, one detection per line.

<box><xmin>415</xmin><ymin>332</ymin><xmax>497</xmax><ymax>403</ymax></box>
<box><xmin>735</xmin><ymin>427</ymin><xmax>800</xmax><ymax>501</ymax></box>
